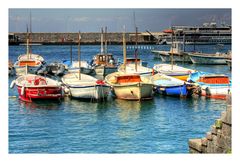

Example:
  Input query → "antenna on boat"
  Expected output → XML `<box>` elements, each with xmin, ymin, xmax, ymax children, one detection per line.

<box><xmin>135</xmin><ymin>26</ymin><xmax>138</xmax><ymax>72</ymax></box>
<box><xmin>100</xmin><ymin>27</ymin><xmax>104</xmax><ymax>54</ymax></box>
<box><xmin>29</xmin><ymin>10</ymin><xmax>32</xmax><ymax>57</ymax></box>
<box><xmin>26</xmin><ymin>24</ymin><xmax>30</xmax><ymax>60</ymax></box>
<box><xmin>133</xmin><ymin>11</ymin><xmax>138</xmax><ymax>72</ymax></box>
<box><xmin>123</xmin><ymin>26</ymin><xmax>127</xmax><ymax>72</ymax></box>
<box><xmin>104</xmin><ymin>26</ymin><xmax>108</xmax><ymax>54</ymax></box>
<box><xmin>70</xmin><ymin>36</ymin><xmax>72</xmax><ymax>66</ymax></box>
<box><xmin>78</xmin><ymin>31</ymin><xmax>81</xmax><ymax>80</ymax></box>
<box><xmin>171</xmin><ymin>26</ymin><xmax>174</xmax><ymax>70</ymax></box>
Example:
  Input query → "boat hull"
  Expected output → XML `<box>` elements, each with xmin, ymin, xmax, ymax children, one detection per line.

<box><xmin>155</xmin><ymin>84</ymin><xmax>188</xmax><ymax>96</ymax></box>
<box><xmin>189</xmin><ymin>54</ymin><xmax>227</xmax><ymax>65</ymax></box>
<box><xmin>17</xmin><ymin>86</ymin><xmax>62</xmax><ymax>102</ymax></box>
<box><xmin>112</xmin><ymin>83</ymin><xmax>153</xmax><ymax>100</ymax></box>
<box><xmin>159</xmin><ymin>53</ymin><xmax>191</xmax><ymax>63</ymax></box>
<box><xmin>68</xmin><ymin>85</ymin><xmax>110</xmax><ymax>100</ymax></box>
<box><xmin>200</xmin><ymin>85</ymin><xmax>231</xmax><ymax>99</ymax></box>
<box><xmin>94</xmin><ymin>66</ymin><xmax>118</xmax><ymax>76</ymax></box>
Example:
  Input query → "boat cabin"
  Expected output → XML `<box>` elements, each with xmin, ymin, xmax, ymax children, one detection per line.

<box><xmin>93</xmin><ymin>54</ymin><xmax>116</xmax><ymax>67</ymax></box>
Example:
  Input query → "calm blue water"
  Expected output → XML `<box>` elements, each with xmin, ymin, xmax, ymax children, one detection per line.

<box><xmin>9</xmin><ymin>44</ymin><xmax>231</xmax><ymax>153</ymax></box>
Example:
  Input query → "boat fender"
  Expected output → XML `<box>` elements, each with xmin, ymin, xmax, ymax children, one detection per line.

<box><xmin>10</xmin><ymin>80</ymin><xmax>15</xmax><ymax>89</ymax></box>
<box><xmin>205</xmin><ymin>87</ymin><xmax>211</xmax><ymax>96</ymax></box>
<box><xmin>152</xmin><ymin>68</ymin><xmax>155</xmax><ymax>76</ymax></box>
<box><xmin>96</xmin><ymin>80</ymin><xmax>105</xmax><ymax>85</ymax></box>
<box><xmin>63</xmin><ymin>87</ymin><xmax>70</xmax><ymax>94</ymax></box>
<box><xmin>21</xmin><ymin>86</ymin><xmax>25</xmax><ymax>95</ymax></box>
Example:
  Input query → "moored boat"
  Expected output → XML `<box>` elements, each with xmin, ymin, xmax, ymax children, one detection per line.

<box><xmin>153</xmin><ymin>64</ymin><xmax>195</xmax><ymax>81</ymax></box>
<box><xmin>14</xmin><ymin>29</ymin><xmax>44</xmax><ymax>76</ymax></box>
<box><xmin>151</xmin><ymin>73</ymin><xmax>192</xmax><ymax>97</ymax></box>
<box><xmin>105</xmin><ymin>29</ymin><xmax>153</xmax><ymax>100</ymax></box>
<box><xmin>18</xmin><ymin>53</ymin><xmax>45</xmax><ymax>63</ymax></box>
<box><xmin>105</xmin><ymin>72</ymin><xmax>153</xmax><ymax>100</ymax></box>
<box><xmin>63</xmin><ymin>60</ymin><xmax>93</xmax><ymax>75</ymax></box>
<box><xmin>10</xmin><ymin>74</ymin><xmax>63</xmax><ymax>102</ymax></box>
<box><xmin>14</xmin><ymin>60</ymin><xmax>43</xmax><ymax>76</ymax></box>
<box><xmin>62</xmin><ymin>72</ymin><xmax>110</xmax><ymax>100</ymax></box>
<box><xmin>91</xmin><ymin>27</ymin><xmax>118</xmax><ymax>76</ymax></box>
<box><xmin>38</xmin><ymin>62</ymin><xmax>66</xmax><ymax>76</ymax></box>
<box><xmin>61</xmin><ymin>32</ymin><xmax>110</xmax><ymax>100</ymax></box>
<box><xmin>118</xmin><ymin>58</ymin><xmax>153</xmax><ymax>76</ymax></box>
<box><xmin>188</xmin><ymin>71</ymin><xmax>231</xmax><ymax>99</ymax></box>
<box><xmin>151</xmin><ymin>42</ymin><xmax>191</xmax><ymax>63</ymax></box>
<box><xmin>188</xmin><ymin>51</ymin><xmax>230</xmax><ymax>65</ymax></box>
<box><xmin>91</xmin><ymin>53</ymin><xmax>118</xmax><ymax>76</ymax></box>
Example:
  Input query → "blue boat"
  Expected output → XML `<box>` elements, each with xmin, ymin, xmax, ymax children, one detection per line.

<box><xmin>151</xmin><ymin>73</ymin><xmax>191</xmax><ymax>97</ymax></box>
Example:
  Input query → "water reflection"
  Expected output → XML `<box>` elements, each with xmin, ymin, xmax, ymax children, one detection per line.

<box><xmin>115</xmin><ymin>99</ymin><xmax>141</xmax><ymax>122</ymax></box>
<box><xmin>18</xmin><ymin>99</ymin><xmax>62</xmax><ymax>111</ymax></box>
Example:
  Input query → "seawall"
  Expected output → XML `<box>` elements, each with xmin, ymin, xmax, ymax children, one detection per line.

<box><xmin>188</xmin><ymin>97</ymin><xmax>232</xmax><ymax>153</ymax></box>
<box><xmin>9</xmin><ymin>32</ymin><xmax>157</xmax><ymax>45</ymax></box>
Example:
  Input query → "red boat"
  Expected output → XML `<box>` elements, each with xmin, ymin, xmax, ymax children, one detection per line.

<box><xmin>11</xmin><ymin>74</ymin><xmax>63</xmax><ymax>102</ymax></box>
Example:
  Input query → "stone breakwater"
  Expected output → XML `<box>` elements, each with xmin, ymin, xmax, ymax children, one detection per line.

<box><xmin>188</xmin><ymin>103</ymin><xmax>232</xmax><ymax>153</ymax></box>
<box><xmin>9</xmin><ymin>32</ymin><xmax>156</xmax><ymax>45</ymax></box>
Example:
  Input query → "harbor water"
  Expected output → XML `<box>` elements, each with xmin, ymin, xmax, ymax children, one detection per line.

<box><xmin>9</xmin><ymin>44</ymin><xmax>231</xmax><ymax>153</ymax></box>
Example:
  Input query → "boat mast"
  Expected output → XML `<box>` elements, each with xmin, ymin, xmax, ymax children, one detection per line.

<box><xmin>78</xmin><ymin>31</ymin><xmax>81</xmax><ymax>80</ymax></box>
<box><xmin>70</xmin><ymin>36</ymin><xmax>72</xmax><ymax>66</ymax></box>
<box><xmin>123</xmin><ymin>26</ymin><xmax>127</xmax><ymax>72</ymax></box>
<box><xmin>104</xmin><ymin>26</ymin><xmax>108</xmax><ymax>54</ymax></box>
<box><xmin>29</xmin><ymin>10</ymin><xmax>32</xmax><ymax>58</ymax></box>
<box><xmin>135</xmin><ymin>26</ymin><xmax>138</xmax><ymax>72</ymax></box>
<box><xmin>171</xmin><ymin>26</ymin><xmax>173</xmax><ymax>70</ymax></box>
<box><xmin>26</xmin><ymin>25</ymin><xmax>30</xmax><ymax>60</ymax></box>
<box><xmin>100</xmin><ymin>27</ymin><xmax>104</xmax><ymax>54</ymax></box>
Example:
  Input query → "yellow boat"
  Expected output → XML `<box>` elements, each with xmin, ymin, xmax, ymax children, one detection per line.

<box><xmin>105</xmin><ymin>72</ymin><xmax>153</xmax><ymax>100</ymax></box>
<box><xmin>153</xmin><ymin>64</ymin><xmax>196</xmax><ymax>81</ymax></box>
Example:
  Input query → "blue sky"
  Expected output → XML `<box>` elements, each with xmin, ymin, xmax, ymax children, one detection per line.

<box><xmin>9</xmin><ymin>9</ymin><xmax>231</xmax><ymax>32</ymax></box>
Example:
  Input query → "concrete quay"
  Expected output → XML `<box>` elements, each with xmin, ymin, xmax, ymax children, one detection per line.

<box><xmin>9</xmin><ymin>32</ymin><xmax>159</xmax><ymax>45</ymax></box>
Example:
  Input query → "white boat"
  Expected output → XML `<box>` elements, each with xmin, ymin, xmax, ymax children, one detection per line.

<box><xmin>18</xmin><ymin>53</ymin><xmax>45</xmax><ymax>63</ymax></box>
<box><xmin>62</xmin><ymin>72</ymin><xmax>110</xmax><ymax>100</ymax></box>
<box><xmin>64</xmin><ymin>60</ymin><xmax>93</xmax><ymax>74</ymax></box>
<box><xmin>153</xmin><ymin>64</ymin><xmax>195</xmax><ymax>81</ymax></box>
<box><xmin>201</xmin><ymin>85</ymin><xmax>231</xmax><ymax>99</ymax></box>
<box><xmin>14</xmin><ymin>30</ymin><xmax>43</xmax><ymax>76</ymax></box>
<box><xmin>105</xmin><ymin>72</ymin><xmax>153</xmax><ymax>100</ymax></box>
<box><xmin>14</xmin><ymin>60</ymin><xmax>42</xmax><ymax>76</ymax></box>
<box><xmin>151</xmin><ymin>42</ymin><xmax>191</xmax><ymax>63</ymax></box>
<box><xmin>188</xmin><ymin>72</ymin><xmax>231</xmax><ymax>99</ymax></box>
<box><xmin>188</xmin><ymin>51</ymin><xmax>230</xmax><ymax>65</ymax></box>
<box><xmin>118</xmin><ymin>58</ymin><xmax>153</xmax><ymax>76</ymax></box>
<box><xmin>61</xmin><ymin>32</ymin><xmax>110</xmax><ymax>100</ymax></box>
